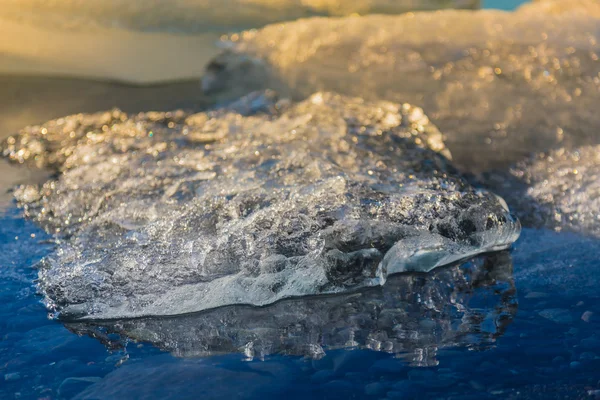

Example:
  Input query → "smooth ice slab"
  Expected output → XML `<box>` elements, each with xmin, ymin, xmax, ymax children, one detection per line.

<box><xmin>2</xmin><ymin>92</ymin><xmax>520</xmax><ymax>320</ymax></box>
<box><xmin>202</xmin><ymin>0</ymin><xmax>600</xmax><ymax>171</ymax></box>
<box><xmin>69</xmin><ymin>252</ymin><xmax>516</xmax><ymax>366</ymax></box>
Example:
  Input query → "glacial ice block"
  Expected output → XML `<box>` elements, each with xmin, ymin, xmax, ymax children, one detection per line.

<box><xmin>2</xmin><ymin>92</ymin><xmax>520</xmax><ymax>320</ymax></box>
<box><xmin>202</xmin><ymin>0</ymin><xmax>600</xmax><ymax>171</ymax></box>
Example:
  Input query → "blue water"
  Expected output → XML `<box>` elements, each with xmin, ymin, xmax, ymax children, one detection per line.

<box><xmin>5</xmin><ymin>1</ymin><xmax>600</xmax><ymax>399</ymax></box>
<box><xmin>483</xmin><ymin>0</ymin><xmax>527</xmax><ymax>11</ymax></box>
<box><xmin>2</xmin><ymin>204</ymin><xmax>600</xmax><ymax>399</ymax></box>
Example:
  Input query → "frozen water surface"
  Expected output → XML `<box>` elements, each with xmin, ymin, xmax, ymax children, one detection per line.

<box><xmin>2</xmin><ymin>92</ymin><xmax>519</xmax><ymax>319</ymax></box>
<box><xmin>202</xmin><ymin>0</ymin><xmax>600</xmax><ymax>172</ymax></box>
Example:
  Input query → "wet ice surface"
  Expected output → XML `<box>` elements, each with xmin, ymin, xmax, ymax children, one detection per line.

<box><xmin>202</xmin><ymin>0</ymin><xmax>600</xmax><ymax>172</ymax></box>
<box><xmin>2</xmin><ymin>92</ymin><xmax>519</xmax><ymax>319</ymax></box>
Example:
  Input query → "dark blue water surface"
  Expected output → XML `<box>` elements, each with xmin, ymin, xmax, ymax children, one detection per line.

<box><xmin>4</xmin><ymin>2</ymin><xmax>600</xmax><ymax>399</ymax></box>
<box><xmin>2</xmin><ymin>203</ymin><xmax>600</xmax><ymax>399</ymax></box>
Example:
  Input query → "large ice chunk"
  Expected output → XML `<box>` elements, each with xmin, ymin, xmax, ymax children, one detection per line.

<box><xmin>202</xmin><ymin>0</ymin><xmax>600</xmax><ymax>171</ymax></box>
<box><xmin>2</xmin><ymin>92</ymin><xmax>519</xmax><ymax>320</ymax></box>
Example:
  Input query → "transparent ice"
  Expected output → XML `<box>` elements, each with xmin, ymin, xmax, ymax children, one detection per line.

<box><xmin>2</xmin><ymin>92</ymin><xmax>519</xmax><ymax>319</ymax></box>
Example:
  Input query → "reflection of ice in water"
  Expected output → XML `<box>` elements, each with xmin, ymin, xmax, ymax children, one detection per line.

<box><xmin>0</xmin><ymin>0</ymin><xmax>479</xmax><ymax>83</ymax></box>
<box><xmin>68</xmin><ymin>252</ymin><xmax>516</xmax><ymax>367</ymax></box>
<box><xmin>1</xmin><ymin>92</ymin><xmax>519</xmax><ymax>320</ymax></box>
<box><xmin>202</xmin><ymin>0</ymin><xmax>600</xmax><ymax>172</ymax></box>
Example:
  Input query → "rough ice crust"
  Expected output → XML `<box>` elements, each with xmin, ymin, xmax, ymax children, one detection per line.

<box><xmin>69</xmin><ymin>252</ymin><xmax>516</xmax><ymax>366</ymax></box>
<box><xmin>2</xmin><ymin>92</ymin><xmax>520</xmax><ymax>320</ymax></box>
<box><xmin>202</xmin><ymin>0</ymin><xmax>600</xmax><ymax>171</ymax></box>
<box><xmin>489</xmin><ymin>146</ymin><xmax>600</xmax><ymax>238</ymax></box>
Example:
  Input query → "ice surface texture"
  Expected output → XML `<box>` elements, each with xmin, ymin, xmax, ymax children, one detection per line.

<box><xmin>69</xmin><ymin>252</ymin><xmax>515</xmax><ymax>366</ymax></box>
<box><xmin>2</xmin><ymin>92</ymin><xmax>519</xmax><ymax>320</ymax></box>
<box><xmin>202</xmin><ymin>0</ymin><xmax>600</xmax><ymax>171</ymax></box>
<box><xmin>489</xmin><ymin>145</ymin><xmax>600</xmax><ymax>237</ymax></box>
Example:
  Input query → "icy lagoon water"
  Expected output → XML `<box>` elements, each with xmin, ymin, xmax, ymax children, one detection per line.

<box><xmin>2</xmin><ymin>1</ymin><xmax>600</xmax><ymax>399</ymax></box>
<box><xmin>2</xmin><ymin>210</ymin><xmax>599</xmax><ymax>399</ymax></box>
